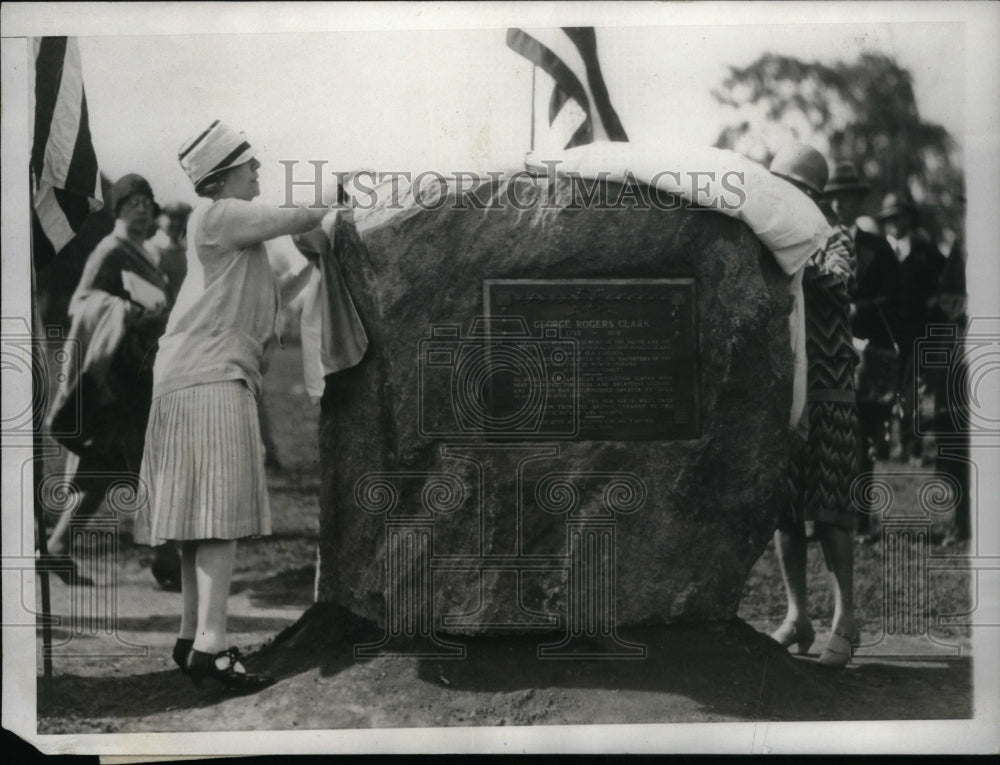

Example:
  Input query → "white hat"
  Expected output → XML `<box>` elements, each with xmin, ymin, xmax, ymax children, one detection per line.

<box><xmin>178</xmin><ymin>121</ymin><xmax>256</xmax><ymax>187</ymax></box>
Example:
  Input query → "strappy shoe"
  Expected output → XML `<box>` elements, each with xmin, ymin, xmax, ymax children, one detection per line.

<box><xmin>172</xmin><ymin>638</ymin><xmax>193</xmax><ymax>673</ymax></box>
<box><xmin>187</xmin><ymin>647</ymin><xmax>275</xmax><ymax>693</ymax></box>
<box><xmin>770</xmin><ymin>619</ymin><xmax>816</xmax><ymax>655</ymax></box>
<box><xmin>818</xmin><ymin>622</ymin><xmax>861</xmax><ymax>668</ymax></box>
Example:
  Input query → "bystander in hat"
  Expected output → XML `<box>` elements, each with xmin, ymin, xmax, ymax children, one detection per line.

<box><xmin>876</xmin><ymin>192</ymin><xmax>918</xmax><ymax>221</ymax></box>
<box><xmin>825</xmin><ymin>162</ymin><xmax>870</xmax><ymax>195</ymax></box>
<box><xmin>110</xmin><ymin>173</ymin><xmax>156</xmax><ymax>217</ymax></box>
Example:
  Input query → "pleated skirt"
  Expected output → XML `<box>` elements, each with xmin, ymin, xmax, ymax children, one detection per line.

<box><xmin>134</xmin><ymin>380</ymin><xmax>271</xmax><ymax>545</ymax></box>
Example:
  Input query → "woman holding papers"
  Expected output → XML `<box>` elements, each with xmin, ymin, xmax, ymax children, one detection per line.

<box><xmin>45</xmin><ymin>174</ymin><xmax>173</xmax><ymax>586</ymax></box>
<box><xmin>135</xmin><ymin>122</ymin><xmax>332</xmax><ymax>693</ymax></box>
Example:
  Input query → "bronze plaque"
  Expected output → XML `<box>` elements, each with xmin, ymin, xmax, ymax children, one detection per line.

<box><xmin>484</xmin><ymin>279</ymin><xmax>699</xmax><ymax>441</ymax></box>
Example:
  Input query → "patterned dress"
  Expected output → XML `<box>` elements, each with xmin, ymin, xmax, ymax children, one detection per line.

<box><xmin>787</xmin><ymin>226</ymin><xmax>860</xmax><ymax>529</ymax></box>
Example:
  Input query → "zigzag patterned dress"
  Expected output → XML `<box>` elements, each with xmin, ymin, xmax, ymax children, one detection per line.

<box><xmin>788</xmin><ymin>226</ymin><xmax>860</xmax><ymax>529</ymax></box>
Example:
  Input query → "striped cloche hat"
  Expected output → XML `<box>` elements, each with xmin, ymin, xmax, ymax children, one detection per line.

<box><xmin>178</xmin><ymin>121</ymin><xmax>256</xmax><ymax>187</ymax></box>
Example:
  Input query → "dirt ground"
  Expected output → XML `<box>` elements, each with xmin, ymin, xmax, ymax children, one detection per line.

<box><xmin>34</xmin><ymin>342</ymin><xmax>974</xmax><ymax>734</ymax></box>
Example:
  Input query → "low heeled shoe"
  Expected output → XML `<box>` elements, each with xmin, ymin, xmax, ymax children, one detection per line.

<box><xmin>818</xmin><ymin>622</ymin><xmax>861</xmax><ymax>668</ymax></box>
<box><xmin>770</xmin><ymin>619</ymin><xmax>816</xmax><ymax>655</ymax></box>
<box><xmin>186</xmin><ymin>647</ymin><xmax>275</xmax><ymax>693</ymax></box>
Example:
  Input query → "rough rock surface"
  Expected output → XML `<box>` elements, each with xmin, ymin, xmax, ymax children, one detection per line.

<box><xmin>315</xmin><ymin>176</ymin><xmax>793</xmax><ymax>634</ymax></box>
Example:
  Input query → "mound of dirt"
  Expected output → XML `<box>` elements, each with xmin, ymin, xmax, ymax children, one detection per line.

<box><xmin>239</xmin><ymin>606</ymin><xmax>970</xmax><ymax>727</ymax></box>
<box><xmin>36</xmin><ymin>607</ymin><xmax>973</xmax><ymax>733</ymax></box>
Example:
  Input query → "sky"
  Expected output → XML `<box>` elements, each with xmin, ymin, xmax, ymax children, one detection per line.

<box><xmin>2</xmin><ymin>2</ymin><xmax>994</xmax><ymax>299</ymax></box>
<box><xmin>60</xmin><ymin>19</ymin><xmax>965</xmax><ymax>210</ymax></box>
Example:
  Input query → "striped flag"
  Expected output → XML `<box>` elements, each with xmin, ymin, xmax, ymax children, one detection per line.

<box><xmin>30</xmin><ymin>37</ymin><xmax>102</xmax><ymax>269</ymax></box>
<box><xmin>506</xmin><ymin>27</ymin><xmax>628</xmax><ymax>150</ymax></box>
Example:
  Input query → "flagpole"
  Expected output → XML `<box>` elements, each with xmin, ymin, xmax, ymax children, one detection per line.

<box><xmin>530</xmin><ymin>64</ymin><xmax>536</xmax><ymax>152</ymax></box>
<box><xmin>29</xmin><ymin>174</ymin><xmax>54</xmax><ymax>681</ymax></box>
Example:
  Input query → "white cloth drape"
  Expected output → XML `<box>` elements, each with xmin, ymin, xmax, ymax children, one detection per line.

<box><xmin>298</xmin><ymin>210</ymin><xmax>369</xmax><ymax>402</ymax></box>
<box><xmin>537</xmin><ymin>140</ymin><xmax>830</xmax><ymax>429</ymax></box>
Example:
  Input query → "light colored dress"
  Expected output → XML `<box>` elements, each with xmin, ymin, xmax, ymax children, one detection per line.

<box><xmin>135</xmin><ymin>199</ymin><xmax>295</xmax><ymax>545</ymax></box>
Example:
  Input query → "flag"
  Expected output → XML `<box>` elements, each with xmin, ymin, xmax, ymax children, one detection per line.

<box><xmin>506</xmin><ymin>27</ymin><xmax>628</xmax><ymax>150</ymax></box>
<box><xmin>28</xmin><ymin>35</ymin><xmax>103</xmax><ymax>672</ymax></box>
<box><xmin>30</xmin><ymin>36</ymin><xmax>102</xmax><ymax>269</ymax></box>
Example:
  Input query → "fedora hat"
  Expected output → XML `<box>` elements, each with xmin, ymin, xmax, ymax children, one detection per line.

<box><xmin>876</xmin><ymin>192</ymin><xmax>917</xmax><ymax>221</ymax></box>
<box><xmin>178</xmin><ymin>121</ymin><xmax>256</xmax><ymax>188</ymax></box>
<box><xmin>769</xmin><ymin>143</ymin><xmax>829</xmax><ymax>196</ymax></box>
<box><xmin>825</xmin><ymin>161</ymin><xmax>869</xmax><ymax>194</ymax></box>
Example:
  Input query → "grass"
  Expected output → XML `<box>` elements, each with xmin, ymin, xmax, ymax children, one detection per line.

<box><xmin>739</xmin><ymin>462</ymin><xmax>973</xmax><ymax>642</ymax></box>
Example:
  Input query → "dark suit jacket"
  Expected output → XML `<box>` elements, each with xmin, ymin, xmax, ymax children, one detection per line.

<box><xmin>851</xmin><ymin>229</ymin><xmax>898</xmax><ymax>347</ymax></box>
<box><xmin>884</xmin><ymin>234</ymin><xmax>946</xmax><ymax>354</ymax></box>
<box><xmin>929</xmin><ymin>235</ymin><xmax>967</xmax><ymax>327</ymax></box>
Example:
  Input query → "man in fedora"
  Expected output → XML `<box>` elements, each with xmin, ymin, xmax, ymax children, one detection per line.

<box><xmin>876</xmin><ymin>191</ymin><xmax>946</xmax><ymax>463</ymax></box>
<box><xmin>827</xmin><ymin>163</ymin><xmax>897</xmax><ymax>341</ymax></box>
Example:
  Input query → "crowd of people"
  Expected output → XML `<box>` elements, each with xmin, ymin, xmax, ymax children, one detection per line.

<box><xmin>40</xmin><ymin>122</ymin><xmax>968</xmax><ymax>691</ymax></box>
<box><xmin>765</xmin><ymin>142</ymin><xmax>968</xmax><ymax>668</ymax></box>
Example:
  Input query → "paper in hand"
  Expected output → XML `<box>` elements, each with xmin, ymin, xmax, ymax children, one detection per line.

<box><xmin>121</xmin><ymin>270</ymin><xmax>167</xmax><ymax>312</ymax></box>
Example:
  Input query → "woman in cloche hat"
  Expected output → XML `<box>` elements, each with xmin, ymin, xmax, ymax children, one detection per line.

<box><xmin>767</xmin><ymin>143</ymin><xmax>862</xmax><ymax>669</ymax></box>
<box><xmin>134</xmin><ymin>122</ymin><xmax>336</xmax><ymax>692</ymax></box>
<box><xmin>46</xmin><ymin>174</ymin><xmax>172</xmax><ymax>586</ymax></box>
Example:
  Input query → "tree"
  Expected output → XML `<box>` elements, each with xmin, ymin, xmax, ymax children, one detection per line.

<box><xmin>713</xmin><ymin>53</ymin><xmax>963</xmax><ymax>246</ymax></box>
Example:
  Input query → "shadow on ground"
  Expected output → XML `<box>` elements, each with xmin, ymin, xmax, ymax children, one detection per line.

<box><xmin>404</xmin><ymin>619</ymin><xmax>972</xmax><ymax>722</ymax></box>
<box><xmin>40</xmin><ymin>605</ymin><xmax>969</xmax><ymax>728</ymax></box>
<box><xmin>244</xmin><ymin>566</ymin><xmax>317</xmax><ymax>610</ymax></box>
<box><xmin>264</xmin><ymin>606</ymin><xmax>972</xmax><ymax>723</ymax></box>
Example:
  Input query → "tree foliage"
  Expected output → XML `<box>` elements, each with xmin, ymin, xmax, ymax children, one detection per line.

<box><xmin>713</xmin><ymin>53</ymin><xmax>962</xmax><ymax>243</ymax></box>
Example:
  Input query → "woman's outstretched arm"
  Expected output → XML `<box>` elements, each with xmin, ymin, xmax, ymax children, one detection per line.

<box><xmin>213</xmin><ymin>199</ymin><xmax>333</xmax><ymax>250</ymax></box>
